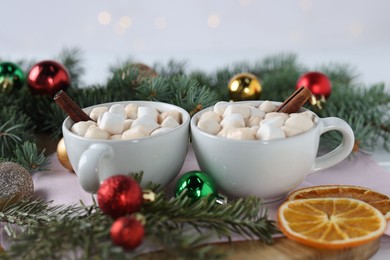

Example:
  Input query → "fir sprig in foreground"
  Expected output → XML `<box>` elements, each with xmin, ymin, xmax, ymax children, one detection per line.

<box><xmin>0</xmin><ymin>192</ymin><xmax>278</xmax><ymax>259</ymax></box>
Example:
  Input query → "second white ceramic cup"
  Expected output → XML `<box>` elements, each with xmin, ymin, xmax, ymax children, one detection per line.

<box><xmin>190</xmin><ymin>101</ymin><xmax>355</xmax><ymax>202</ymax></box>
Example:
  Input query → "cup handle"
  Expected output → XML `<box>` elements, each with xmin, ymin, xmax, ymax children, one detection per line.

<box><xmin>78</xmin><ymin>143</ymin><xmax>113</xmax><ymax>193</ymax></box>
<box><xmin>312</xmin><ymin>117</ymin><xmax>355</xmax><ymax>172</ymax></box>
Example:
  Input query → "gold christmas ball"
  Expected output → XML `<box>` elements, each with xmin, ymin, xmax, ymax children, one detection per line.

<box><xmin>228</xmin><ymin>73</ymin><xmax>262</xmax><ymax>101</ymax></box>
<box><xmin>57</xmin><ymin>138</ymin><xmax>74</xmax><ymax>172</ymax></box>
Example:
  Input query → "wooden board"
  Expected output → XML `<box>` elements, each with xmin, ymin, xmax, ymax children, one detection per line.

<box><xmin>138</xmin><ymin>237</ymin><xmax>380</xmax><ymax>260</ymax></box>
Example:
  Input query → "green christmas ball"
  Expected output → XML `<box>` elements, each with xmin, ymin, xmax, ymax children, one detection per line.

<box><xmin>0</xmin><ymin>162</ymin><xmax>34</xmax><ymax>210</ymax></box>
<box><xmin>0</xmin><ymin>62</ymin><xmax>25</xmax><ymax>93</ymax></box>
<box><xmin>175</xmin><ymin>171</ymin><xmax>218</xmax><ymax>201</ymax></box>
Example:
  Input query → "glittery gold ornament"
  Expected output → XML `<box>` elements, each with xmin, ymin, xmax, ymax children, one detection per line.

<box><xmin>0</xmin><ymin>162</ymin><xmax>34</xmax><ymax>210</ymax></box>
<box><xmin>57</xmin><ymin>138</ymin><xmax>74</xmax><ymax>172</ymax></box>
<box><xmin>228</xmin><ymin>73</ymin><xmax>262</xmax><ymax>101</ymax></box>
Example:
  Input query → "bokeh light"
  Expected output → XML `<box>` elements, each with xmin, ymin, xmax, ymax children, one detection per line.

<box><xmin>97</xmin><ymin>11</ymin><xmax>111</xmax><ymax>25</ymax></box>
<box><xmin>207</xmin><ymin>14</ymin><xmax>220</xmax><ymax>28</ymax></box>
<box><xmin>299</xmin><ymin>0</ymin><xmax>313</xmax><ymax>11</ymax></box>
<box><xmin>119</xmin><ymin>16</ymin><xmax>132</xmax><ymax>29</ymax></box>
<box><xmin>154</xmin><ymin>17</ymin><xmax>167</xmax><ymax>30</ymax></box>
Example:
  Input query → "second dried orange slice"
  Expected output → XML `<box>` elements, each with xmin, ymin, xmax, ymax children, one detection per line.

<box><xmin>278</xmin><ymin>198</ymin><xmax>387</xmax><ymax>249</ymax></box>
<box><xmin>287</xmin><ymin>185</ymin><xmax>390</xmax><ymax>220</ymax></box>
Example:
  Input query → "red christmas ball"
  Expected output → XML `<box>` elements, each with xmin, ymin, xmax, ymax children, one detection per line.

<box><xmin>27</xmin><ymin>60</ymin><xmax>70</xmax><ymax>96</ymax></box>
<box><xmin>97</xmin><ymin>175</ymin><xmax>143</xmax><ymax>219</ymax></box>
<box><xmin>296</xmin><ymin>72</ymin><xmax>332</xmax><ymax>99</ymax></box>
<box><xmin>110</xmin><ymin>216</ymin><xmax>145</xmax><ymax>250</ymax></box>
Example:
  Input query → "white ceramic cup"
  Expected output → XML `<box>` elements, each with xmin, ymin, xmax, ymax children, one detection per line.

<box><xmin>62</xmin><ymin>101</ymin><xmax>190</xmax><ymax>193</ymax></box>
<box><xmin>190</xmin><ymin>101</ymin><xmax>355</xmax><ymax>202</ymax></box>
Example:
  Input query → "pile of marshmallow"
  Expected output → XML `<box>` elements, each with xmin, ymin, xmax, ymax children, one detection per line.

<box><xmin>71</xmin><ymin>103</ymin><xmax>182</xmax><ymax>140</ymax></box>
<box><xmin>196</xmin><ymin>101</ymin><xmax>316</xmax><ymax>141</ymax></box>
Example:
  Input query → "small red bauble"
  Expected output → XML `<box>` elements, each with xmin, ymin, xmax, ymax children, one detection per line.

<box><xmin>97</xmin><ymin>175</ymin><xmax>143</xmax><ymax>219</ymax></box>
<box><xmin>296</xmin><ymin>72</ymin><xmax>332</xmax><ymax>99</ymax></box>
<box><xmin>110</xmin><ymin>216</ymin><xmax>145</xmax><ymax>250</ymax></box>
<box><xmin>27</xmin><ymin>60</ymin><xmax>70</xmax><ymax>96</ymax></box>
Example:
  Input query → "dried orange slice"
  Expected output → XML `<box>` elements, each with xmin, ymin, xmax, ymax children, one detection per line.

<box><xmin>287</xmin><ymin>185</ymin><xmax>390</xmax><ymax>220</ymax></box>
<box><xmin>278</xmin><ymin>198</ymin><xmax>387</xmax><ymax>249</ymax></box>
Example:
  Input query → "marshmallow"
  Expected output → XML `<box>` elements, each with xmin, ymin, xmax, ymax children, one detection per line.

<box><xmin>110</xmin><ymin>134</ymin><xmax>123</xmax><ymax>140</ymax></box>
<box><xmin>161</xmin><ymin>116</ymin><xmax>180</xmax><ymax>128</ymax></box>
<box><xmin>199</xmin><ymin>111</ymin><xmax>221</xmax><ymax>123</ymax></box>
<box><xmin>71</xmin><ymin>103</ymin><xmax>184</xmax><ymax>140</ymax></box>
<box><xmin>131</xmin><ymin>116</ymin><xmax>160</xmax><ymax>134</ymax></box>
<box><xmin>84</xmin><ymin>125</ymin><xmax>110</xmax><ymax>139</ymax></box>
<box><xmin>197</xmin><ymin>118</ymin><xmax>222</xmax><ymax>135</ymax></box>
<box><xmin>159</xmin><ymin>110</ymin><xmax>181</xmax><ymax>124</ymax></box>
<box><xmin>97</xmin><ymin>113</ymin><xmax>103</xmax><ymax>126</ymax></box>
<box><xmin>213</xmin><ymin>101</ymin><xmax>229</xmax><ymax>116</ymax></box>
<box><xmin>138</xmin><ymin>107</ymin><xmax>159</xmax><ymax>122</ymax></box>
<box><xmin>259</xmin><ymin>101</ymin><xmax>277</xmax><ymax>113</ymax></box>
<box><xmin>247</xmin><ymin>116</ymin><xmax>262</xmax><ymax>127</ymax></box>
<box><xmin>256</xmin><ymin>124</ymin><xmax>286</xmax><ymax>140</ymax></box>
<box><xmin>217</xmin><ymin>127</ymin><xmax>229</xmax><ymax>137</ymax></box>
<box><xmin>302</xmin><ymin>111</ymin><xmax>316</xmax><ymax>121</ymax></box>
<box><xmin>99</xmin><ymin>112</ymin><xmax>125</xmax><ymax>135</ymax></box>
<box><xmin>123</xmin><ymin>119</ymin><xmax>134</xmax><ymax>131</ymax></box>
<box><xmin>259</xmin><ymin>116</ymin><xmax>285</xmax><ymax>128</ymax></box>
<box><xmin>125</xmin><ymin>103</ymin><xmax>138</xmax><ymax>119</ymax></box>
<box><xmin>250</xmin><ymin>126</ymin><xmax>260</xmax><ymax>136</ymax></box>
<box><xmin>220</xmin><ymin>113</ymin><xmax>245</xmax><ymax>128</ymax></box>
<box><xmin>282</xmin><ymin>125</ymin><xmax>304</xmax><ymax>137</ymax></box>
<box><xmin>290</xmin><ymin>111</ymin><xmax>316</xmax><ymax>121</ymax></box>
<box><xmin>89</xmin><ymin>106</ymin><xmax>108</xmax><ymax>121</ymax></box>
<box><xmin>264</xmin><ymin>112</ymin><xmax>289</xmax><ymax>121</ymax></box>
<box><xmin>122</xmin><ymin>125</ymin><xmax>148</xmax><ymax>140</ymax></box>
<box><xmin>196</xmin><ymin>101</ymin><xmax>316</xmax><ymax>141</ymax></box>
<box><xmin>226</xmin><ymin>128</ymin><xmax>255</xmax><ymax>140</ymax></box>
<box><xmin>109</xmin><ymin>104</ymin><xmax>126</xmax><ymax>119</ymax></box>
<box><xmin>284</xmin><ymin>114</ymin><xmax>314</xmax><ymax>132</ymax></box>
<box><xmin>151</xmin><ymin>127</ymin><xmax>173</xmax><ymax>136</ymax></box>
<box><xmin>223</xmin><ymin>105</ymin><xmax>250</xmax><ymax>119</ymax></box>
<box><xmin>249</xmin><ymin>107</ymin><xmax>265</xmax><ymax>118</ymax></box>
<box><xmin>71</xmin><ymin>121</ymin><xmax>96</xmax><ymax>136</ymax></box>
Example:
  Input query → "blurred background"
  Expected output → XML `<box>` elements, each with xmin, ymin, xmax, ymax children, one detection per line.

<box><xmin>1</xmin><ymin>0</ymin><xmax>389</xmax><ymax>86</ymax></box>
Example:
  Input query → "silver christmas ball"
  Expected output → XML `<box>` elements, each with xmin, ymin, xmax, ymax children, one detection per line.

<box><xmin>0</xmin><ymin>162</ymin><xmax>34</xmax><ymax>208</ymax></box>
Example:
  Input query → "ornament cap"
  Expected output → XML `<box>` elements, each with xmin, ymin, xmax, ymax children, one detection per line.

<box><xmin>142</xmin><ymin>190</ymin><xmax>156</xmax><ymax>203</ymax></box>
<box><xmin>215</xmin><ymin>194</ymin><xmax>228</xmax><ymax>205</ymax></box>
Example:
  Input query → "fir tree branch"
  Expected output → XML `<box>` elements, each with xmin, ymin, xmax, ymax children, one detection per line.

<box><xmin>13</xmin><ymin>142</ymin><xmax>48</xmax><ymax>172</ymax></box>
<box><xmin>143</xmin><ymin>193</ymin><xmax>278</xmax><ymax>245</ymax></box>
<box><xmin>169</xmin><ymin>76</ymin><xmax>220</xmax><ymax>115</ymax></box>
<box><xmin>57</xmin><ymin>47</ymin><xmax>85</xmax><ymax>87</ymax></box>
<box><xmin>0</xmin><ymin>106</ymin><xmax>36</xmax><ymax>159</ymax></box>
<box><xmin>318</xmin><ymin>83</ymin><xmax>390</xmax><ymax>153</ymax></box>
<box><xmin>1</xmin><ymin>191</ymin><xmax>278</xmax><ymax>259</ymax></box>
<box><xmin>153</xmin><ymin>60</ymin><xmax>188</xmax><ymax>77</ymax></box>
<box><xmin>136</xmin><ymin>77</ymin><xmax>174</xmax><ymax>102</ymax></box>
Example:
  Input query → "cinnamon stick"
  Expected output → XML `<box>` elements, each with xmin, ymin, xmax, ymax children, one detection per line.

<box><xmin>276</xmin><ymin>87</ymin><xmax>312</xmax><ymax>113</ymax></box>
<box><xmin>54</xmin><ymin>90</ymin><xmax>92</xmax><ymax>122</ymax></box>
